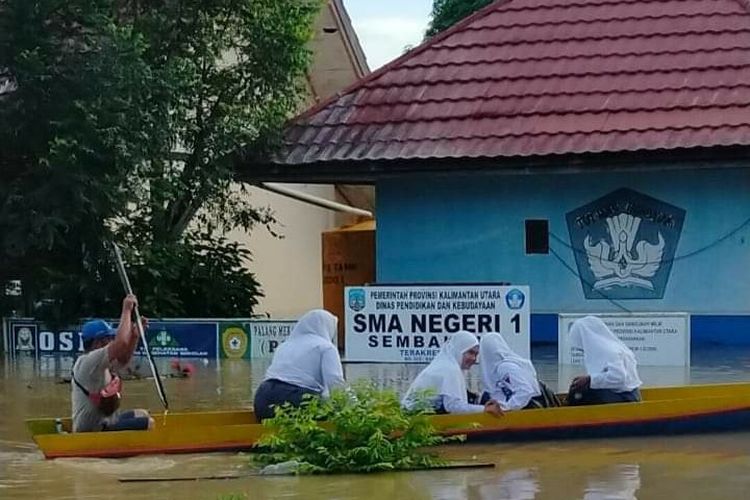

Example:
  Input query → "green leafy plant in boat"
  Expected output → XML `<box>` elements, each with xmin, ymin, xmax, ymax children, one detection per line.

<box><xmin>254</xmin><ymin>382</ymin><xmax>463</xmax><ymax>474</ymax></box>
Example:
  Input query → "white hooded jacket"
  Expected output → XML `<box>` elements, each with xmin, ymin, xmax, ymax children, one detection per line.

<box><xmin>402</xmin><ymin>331</ymin><xmax>483</xmax><ymax>414</ymax></box>
<box><xmin>263</xmin><ymin>309</ymin><xmax>345</xmax><ymax>396</ymax></box>
<box><xmin>480</xmin><ymin>332</ymin><xmax>541</xmax><ymax>411</ymax></box>
<box><xmin>569</xmin><ymin>316</ymin><xmax>642</xmax><ymax>392</ymax></box>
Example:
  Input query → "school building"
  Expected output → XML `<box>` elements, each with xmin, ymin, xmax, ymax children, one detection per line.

<box><xmin>238</xmin><ymin>0</ymin><xmax>750</xmax><ymax>344</ymax></box>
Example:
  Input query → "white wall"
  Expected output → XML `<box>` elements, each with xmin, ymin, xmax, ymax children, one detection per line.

<box><xmin>230</xmin><ymin>184</ymin><xmax>340</xmax><ymax>318</ymax></box>
<box><xmin>228</xmin><ymin>1</ymin><xmax>371</xmax><ymax>319</ymax></box>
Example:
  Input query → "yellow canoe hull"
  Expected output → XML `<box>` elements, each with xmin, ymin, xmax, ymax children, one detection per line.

<box><xmin>27</xmin><ymin>383</ymin><xmax>750</xmax><ymax>459</ymax></box>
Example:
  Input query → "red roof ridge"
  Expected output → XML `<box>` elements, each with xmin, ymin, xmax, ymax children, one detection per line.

<box><xmin>356</xmin><ymin>62</ymin><xmax>750</xmax><ymax>91</ymax></box>
<box><xmin>436</xmin><ymin>9</ymin><xmax>743</xmax><ymax>32</ymax></box>
<box><xmin>323</xmin><ymin>82</ymin><xmax>750</xmax><ymax>109</ymax></box>
<box><xmin>483</xmin><ymin>0</ymin><xmax>720</xmax><ymax>12</ymax></box>
<box><xmin>295</xmin><ymin>121</ymin><xmax>750</xmax><ymax>149</ymax></box>
<box><xmin>289</xmin><ymin>0</ymin><xmax>513</xmax><ymax>124</ymax></box>
<box><xmin>302</xmin><ymin>101</ymin><xmax>750</xmax><ymax>128</ymax></box>
<box><xmin>397</xmin><ymin>45</ymin><xmax>750</xmax><ymax>71</ymax></box>
<box><xmin>434</xmin><ymin>26</ymin><xmax>750</xmax><ymax>51</ymax></box>
<box><xmin>431</xmin><ymin>27</ymin><xmax>750</xmax><ymax>51</ymax></box>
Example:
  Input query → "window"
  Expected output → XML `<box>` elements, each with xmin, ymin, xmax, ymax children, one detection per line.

<box><xmin>525</xmin><ymin>219</ymin><xmax>549</xmax><ymax>254</ymax></box>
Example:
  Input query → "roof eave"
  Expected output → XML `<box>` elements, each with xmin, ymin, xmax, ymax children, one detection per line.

<box><xmin>234</xmin><ymin>145</ymin><xmax>750</xmax><ymax>184</ymax></box>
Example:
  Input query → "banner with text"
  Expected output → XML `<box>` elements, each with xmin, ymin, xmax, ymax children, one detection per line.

<box><xmin>137</xmin><ymin>321</ymin><xmax>218</xmax><ymax>358</ymax></box>
<box><xmin>5</xmin><ymin>318</ymin><xmax>223</xmax><ymax>358</ymax></box>
<box><xmin>345</xmin><ymin>285</ymin><xmax>530</xmax><ymax>363</ymax></box>
<box><xmin>249</xmin><ymin>320</ymin><xmax>297</xmax><ymax>359</ymax></box>
<box><xmin>558</xmin><ymin>313</ymin><xmax>690</xmax><ymax>366</ymax></box>
<box><xmin>6</xmin><ymin>321</ymin><xmax>76</xmax><ymax>355</ymax></box>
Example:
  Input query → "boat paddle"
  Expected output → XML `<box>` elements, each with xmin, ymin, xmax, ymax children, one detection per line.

<box><xmin>111</xmin><ymin>242</ymin><xmax>170</xmax><ymax>412</ymax></box>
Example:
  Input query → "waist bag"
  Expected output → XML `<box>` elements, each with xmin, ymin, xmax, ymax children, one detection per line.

<box><xmin>73</xmin><ymin>372</ymin><xmax>122</xmax><ymax>416</ymax></box>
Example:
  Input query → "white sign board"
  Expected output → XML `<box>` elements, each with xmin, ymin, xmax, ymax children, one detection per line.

<box><xmin>558</xmin><ymin>313</ymin><xmax>690</xmax><ymax>366</ymax></box>
<box><xmin>345</xmin><ymin>285</ymin><xmax>530</xmax><ymax>363</ymax></box>
<box><xmin>250</xmin><ymin>320</ymin><xmax>297</xmax><ymax>358</ymax></box>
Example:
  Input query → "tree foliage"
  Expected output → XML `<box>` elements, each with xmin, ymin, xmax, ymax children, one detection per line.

<box><xmin>425</xmin><ymin>0</ymin><xmax>494</xmax><ymax>38</ymax></box>
<box><xmin>255</xmin><ymin>383</ymin><xmax>462</xmax><ymax>474</ymax></box>
<box><xmin>0</xmin><ymin>0</ymin><xmax>320</xmax><ymax>322</ymax></box>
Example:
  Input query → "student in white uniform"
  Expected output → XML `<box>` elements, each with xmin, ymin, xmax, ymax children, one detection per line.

<box><xmin>480</xmin><ymin>332</ymin><xmax>560</xmax><ymax>410</ymax></box>
<box><xmin>567</xmin><ymin>316</ymin><xmax>642</xmax><ymax>405</ymax></box>
<box><xmin>253</xmin><ymin>309</ymin><xmax>345</xmax><ymax>421</ymax></box>
<box><xmin>402</xmin><ymin>331</ymin><xmax>503</xmax><ymax>416</ymax></box>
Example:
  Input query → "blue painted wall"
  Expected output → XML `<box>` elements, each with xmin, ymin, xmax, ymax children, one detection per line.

<box><xmin>376</xmin><ymin>167</ymin><xmax>750</xmax><ymax>344</ymax></box>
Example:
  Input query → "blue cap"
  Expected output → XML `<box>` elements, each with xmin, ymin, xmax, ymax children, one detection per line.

<box><xmin>81</xmin><ymin>319</ymin><xmax>117</xmax><ymax>341</ymax></box>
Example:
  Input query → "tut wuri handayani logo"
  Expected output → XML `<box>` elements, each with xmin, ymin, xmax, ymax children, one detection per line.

<box><xmin>348</xmin><ymin>288</ymin><xmax>366</xmax><ymax>312</ymax></box>
<box><xmin>566</xmin><ymin>188</ymin><xmax>685</xmax><ymax>300</ymax></box>
<box><xmin>505</xmin><ymin>289</ymin><xmax>525</xmax><ymax>310</ymax></box>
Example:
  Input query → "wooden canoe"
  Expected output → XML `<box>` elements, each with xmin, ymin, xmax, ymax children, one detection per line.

<box><xmin>27</xmin><ymin>382</ymin><xmax>750</xmax><ymax>459</ymax></box>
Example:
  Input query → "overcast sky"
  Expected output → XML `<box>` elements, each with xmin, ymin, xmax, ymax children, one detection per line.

<box><xmin>343</xmin><ymin>0</ymin><xmax>433</xmax><ymax>70</ymax></box>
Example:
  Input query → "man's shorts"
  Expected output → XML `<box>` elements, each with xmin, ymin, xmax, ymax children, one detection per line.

<box><xmin>102</xmin><ymin>409</ymin><xmax>150</xmax><ymax>431</ymax></box>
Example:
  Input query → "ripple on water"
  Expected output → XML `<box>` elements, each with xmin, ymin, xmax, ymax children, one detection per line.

<box><xmin>0</xmin><ymin>448</ymin><xmax>43</xmax><ymax>464</ymax></box>
<box><xmin>53</xmin><ymin>456</ymin><xmax>177</xmax><ymax>475</ymax></box>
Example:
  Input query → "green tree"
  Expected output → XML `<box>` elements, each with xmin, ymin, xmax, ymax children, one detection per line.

<box><xmin>0</xmin><ymin>0</ymin><xmax>320</xmax><ymax>322</ymax></box>
<box><xmin>0</xmin><ymin>0</ymin><xmax>153</xmax><ymax>322</ymax></box>
<box><xmin>425</xmin><ymin>0</ymin><xmax>493</xmax><ymax>38</ymax></box>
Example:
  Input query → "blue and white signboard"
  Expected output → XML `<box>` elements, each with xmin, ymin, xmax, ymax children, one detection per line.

<box><xmin>558</xmin><ymin>313</ymin><xmax>690</xmax><ymax>366</ymax></box>
<box><xmin>137</xmin><ymin>321</ymin><xmax>218</xmax><ymax>358</ymax></box>
<box><xmin>6</xmin><ymin>321</ymin><xmax>84</xmax><ymax>356</ymax></box>
<box><xmin>5</xmin><ymin>318</ymin><xmax>221</xmax><ymax>358</ymax></box>
<box><xmin>345</xmin><ymin>285</ymin><xmax>530</xmax><ymax>363</ymax></box>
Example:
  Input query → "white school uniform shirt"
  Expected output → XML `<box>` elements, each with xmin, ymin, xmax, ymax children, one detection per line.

<box><xmin>570</xmin><ymin>316</ymin><xmax>642</xmax><ymax>392</ymax></box>
<box><xmin>402</xmin><ymin>331</ymin><xmax>484</xmax><ymax>414</ymax></box>
<box><xmin>480</xmin><ymin>332</ymin><xmax>541</xmax><ymax>411</ymax></box>
<box><xmin>263</xmin><ymin>309</ymin><xmax>345</xmax><ymax>397</ymax></box>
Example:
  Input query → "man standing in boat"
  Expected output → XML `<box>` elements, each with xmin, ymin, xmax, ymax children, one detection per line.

<box><xmin>71</xmin><ymin>294</ymin><xmax>154</xmax><ymax>432</ymax></box>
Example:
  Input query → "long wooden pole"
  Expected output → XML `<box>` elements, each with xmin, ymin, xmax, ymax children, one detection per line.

<box><xmin>111</xmin><ymin>242</ymin><xmax>169</xmax><ymax>410</ymax></box>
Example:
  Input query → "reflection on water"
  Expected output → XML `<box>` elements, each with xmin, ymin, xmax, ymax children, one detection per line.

<box><xmin>2</xmin><ymin>345</ymin><xmax>750</xmax><ymax>498</ymax></box>
<box><xmin>453</xmin><ymin>467</ymin><xmax>540</xmax><ymax>500</ymax></box>
<box><xmin>584</xmin><ymin>464</ymin><xmax>640</xmax><ymax>500</ymax></box>
<box><xmin>408</xmin><ymin>466</ymin><xmax>541</xmax><ymax>500</ymax></box>
<box><xmin>489</xmin><ymin>468</ymin><xmax>540</xmax><ymax>500</ymax></box>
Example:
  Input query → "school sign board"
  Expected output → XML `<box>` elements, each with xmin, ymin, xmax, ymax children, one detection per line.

<box><xmin>558</xmin><ymin>313</ymin><xmax>690</xmax><ymax>366</ymax></box>
<box><xmin>345</xmin><ymin>285</ymin><xmax>530</xmax><ymax>363</ymax></box>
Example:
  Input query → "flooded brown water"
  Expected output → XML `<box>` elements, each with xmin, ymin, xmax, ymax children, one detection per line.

<box><xmin>3</xmin><ymin>346</ymin><xmax>750</xmax><ymax>499</ymax></box>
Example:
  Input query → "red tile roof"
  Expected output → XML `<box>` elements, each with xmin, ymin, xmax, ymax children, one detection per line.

<box><xmin>267</xmin><ymin>0</ymin><xmax>750</xmax><ymax>170</ymax></box>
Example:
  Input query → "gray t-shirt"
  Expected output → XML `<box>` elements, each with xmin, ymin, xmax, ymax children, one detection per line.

<box><xmin>71</xmin><ymin>346</ymin><xmax>117</xmax><ymax>432</ymax></box>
